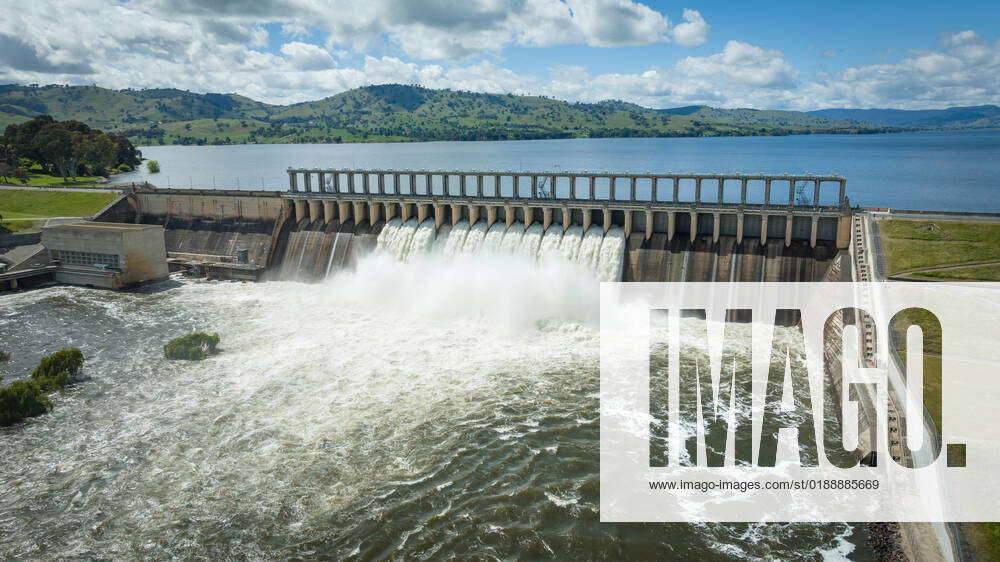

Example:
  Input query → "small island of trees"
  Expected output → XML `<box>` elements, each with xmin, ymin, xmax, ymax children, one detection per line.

<box><xmin>164</xmin><ymin>332</ymin><xmax>220</xmax><ymax>360</ymax></box>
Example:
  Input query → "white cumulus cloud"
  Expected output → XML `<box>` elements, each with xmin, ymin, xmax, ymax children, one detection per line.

<box><xmin>669</xmin><ymin>9</ymin><xmax>709</xmax><ymax>47</ymax></box>
<box><xmin>279</xmin><ymin>41</ymin><xmax>335</xmax><ymax>70</ymax></box>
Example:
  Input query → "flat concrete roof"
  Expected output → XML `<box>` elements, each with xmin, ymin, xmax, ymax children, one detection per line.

<box><xmin>43</xmin><ymin>222</ymin><xmax>161</xmax><ymax>233</ymax></box>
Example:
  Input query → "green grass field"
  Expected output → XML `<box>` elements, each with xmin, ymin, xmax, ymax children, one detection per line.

<box><xmin>880</xmin><ymin>219</ymin><xmax>1000</xmax><ymax>278</ymax></box>
<box><xmin>0</xmin><ymin>189</ymin><xmax>115</xmax><ymax>224</ymax></box>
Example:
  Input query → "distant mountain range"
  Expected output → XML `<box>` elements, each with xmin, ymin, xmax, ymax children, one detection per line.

<box><xmin>0</xmin><ymin>83</ymin><xmax>992</xmax><ymax>146</ymax></box>
<box><xmin>807</xmin><ymin>105</ymin><xmax>1000</xmax><ymax>129</ymax></box>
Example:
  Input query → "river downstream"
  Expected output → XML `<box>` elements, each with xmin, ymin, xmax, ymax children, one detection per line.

<box><xmin>0</xmin><ymin>248</ymin><xmax>872</xmax><ymax>559</ymax></box>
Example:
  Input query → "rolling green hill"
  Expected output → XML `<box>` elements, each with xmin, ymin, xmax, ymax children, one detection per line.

<box><xmin>0</xmin><ymin>83</ymin><xmax>895</xmax><ymax>146</ymax></box>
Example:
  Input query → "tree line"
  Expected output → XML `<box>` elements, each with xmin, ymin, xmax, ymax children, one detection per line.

<box><xmin>0</xmin><ymin>115</ymin><xmax>142</xmax><ymax>183</ymax></box>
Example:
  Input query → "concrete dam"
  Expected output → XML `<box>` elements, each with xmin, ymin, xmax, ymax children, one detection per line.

<box><xmin>99</xmin><ymin>168</ymin><xmax>852</xmax><ymax>283</ymax></box>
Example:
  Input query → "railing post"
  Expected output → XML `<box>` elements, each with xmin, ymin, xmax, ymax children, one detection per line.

<box><xmin>813</xmin><ymin>180</ymin><xmax>821</xmax><ymax>208</ymax></box>
<box><xmin>695</xmin><ymin>178</ymin><xmax>702</xmax><ymax>204</ymax></box>
<box><xmin>288</xmin><ymin>170</ymin><xmax>297</xmax><ymax>192</ymax></box>
<box><xmin>672</xmin><ymin>177</ymin><xmax>679</xmax><ymax>203</ymax></box>
<box><xmin>764</xmin><ymin>179</ymin><xmax>771</xmax><ymax>205</ymax></box>
<box><xmin>740</xmin><ymin>178</ymin><xmax>748</xmax><ymax>204</ymax></box>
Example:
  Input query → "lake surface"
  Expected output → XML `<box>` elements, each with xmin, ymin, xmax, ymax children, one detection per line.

<box><xmin>113</xmin><ymin>130</ymin><xmax>1000</xmax><ymax>212</ymax></box>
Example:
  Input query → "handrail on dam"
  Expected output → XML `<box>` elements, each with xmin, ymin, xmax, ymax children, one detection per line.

<box><xmin>282</xmin><ymin>168</ymin><xmax>851</xmax><ymax>248</ymax></box>
<box><xmin>286</xmin><ymin>168</ymin><xmax>848</xmax><ymax>211</ymax></box>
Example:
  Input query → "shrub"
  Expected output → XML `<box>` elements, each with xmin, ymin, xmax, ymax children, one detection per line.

<box><xmin>146</xmin><ymin>160</ymin><xmax>160</xmax><ymax>173</ymax></box>
<box><xmin>0</xmin><ymin>350</ymin><xmax>10</xmax><ymax>362</ymax></box>
<box><xmin>117</xmin><ymin>163</ymin><xmax>133</xmax><ymax>173</ymax></box>
<box><xmin>0</xmin><ymin>381</ymin><xmax>52</xmax><ymax>427</ymax></box>
<box><xmin>0</xmin><ymin>349</ymin><xmax>84</xmax><ymax>426</ymax></box>
<box><xmin>30</xmin><ymin>348</ymin><xmax>83</xmax><ymax>392</ymax></box>
<box><xmin>164</xmin><ymin>332</ymin><xmax>220</xmax><ymax>361</ymax></box>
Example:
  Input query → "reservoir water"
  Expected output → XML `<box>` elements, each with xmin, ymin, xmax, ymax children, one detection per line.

<box><xmin>112</xmin><ymin>130</ymin><xmax>1000</xmax><ymax>212</ymax></box>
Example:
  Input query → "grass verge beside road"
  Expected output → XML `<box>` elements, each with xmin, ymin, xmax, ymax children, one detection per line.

<box><xmin>879</xmin><ymin>217</ymin><xmax>996</xmax><ymax>560</ymax></box>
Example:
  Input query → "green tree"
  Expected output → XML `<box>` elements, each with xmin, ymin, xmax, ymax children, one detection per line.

<box><xmin>147</xmin><ymin>160</ymin><xmax>160</xmax><ymax>173</ymax></box>
<box><xmin>31</xmin><ymin>124</ymin><xmax>80</xmax><ymax>181</ymax></box>
<box><xmin>79</xmin><ymin>133</ymin><xmax>117</xmax><ymax>176</ymax></box>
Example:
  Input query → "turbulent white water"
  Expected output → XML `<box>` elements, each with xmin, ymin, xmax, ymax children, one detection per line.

<box><xmin>0</xmin><ymin>240</ymin><xmax>862</xmax><ymax>560</ymax></box>
<box><xmin>575</xmin><ymin>227</ymin><xmax>606</xmax><ymax>273</ymax></box>
<box><xmin>538</xmin><ymin>225</ymin><xmax>564</xmax><ymax>262</ymax></box>
<box><xmin>558</xmin><ymin>225</ymin><xmax>584</xmax><ymax>263</ymax></box>
<box><xmin>461</xmin><ymin>221</ymin><xmax>488</xmax><ymax>253</ymax></box>
<box><xmin>597</xmin><ymin>226</ymin><xmax>627</xmax><ymax>282</ymax></box>
<box><xmin>441</xmin><ymin>222</ymin><xmax>470</xmax><ymax>258</ymax></box>
<box><xmin>517</xmin><ymin>223</ymin><xmax>545</xmax><ymax>257</ymax></box>
<box><xmin>499</xmin><ymin>223</ymin><xmax>525</xmax><ymax>254</ymax></box>
<box><xmin>376</xmin><ymin>217</ymin><xmax>419</xmax><ymax>261</ymax></box>
<box><xmin>480</xmin><ymin>222</ymin><xmax>508</xmax><ymax>253</ymax></box>
<box><xmin>408</xmin><ymin>220</ymin><xmax>438</xmax><ymax>257</ymax></box>
<box><xmin>375</xmin><ymin>219</ymin><xmax>626</xmax><ymax>282</ymax></box>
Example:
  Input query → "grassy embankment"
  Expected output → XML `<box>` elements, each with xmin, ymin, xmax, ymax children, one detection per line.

<box><xmin>0</xmin><ymin>189</ymin><xmax>116</xmax><ymax>233</ymax></box>
<box><xmin>879</xmin><ymin>218</ymin><xmax>1000</xmax><ymax>559</ymax></box>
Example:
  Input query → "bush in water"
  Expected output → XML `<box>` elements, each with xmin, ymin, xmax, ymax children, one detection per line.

<box><xmin>164</xmin><ymin>332</ymin><xmax>220</xmax><ymax>360</ymax></box>
<box><xmin>0</xmin><ymin>348</ymin><xmax>83</xmax><ymax>426</ymax></box>
<box><xmin>0</xmin><ymin>381</ymin><xmax>52</xmax><ymax>426</ymax></box>
<box><xmin>31</xmin><ymin>348</ymin><xmax>83</xmax><ymax>390</ymax></box>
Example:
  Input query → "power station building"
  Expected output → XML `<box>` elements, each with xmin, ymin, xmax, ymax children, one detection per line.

<box><xmin>41</xmin><ymin>222</ymin><xmax>168</xmax><ymax>289</ymax></box>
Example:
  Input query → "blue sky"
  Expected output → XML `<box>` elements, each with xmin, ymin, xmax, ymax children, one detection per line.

<box><xmin>0</xmin><ymin>0</ymin><xmax>998</xmax><ymax>110</ymax></box>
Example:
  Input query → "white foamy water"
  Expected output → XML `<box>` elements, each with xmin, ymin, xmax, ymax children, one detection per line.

<box><xmin>376</xmin><ymin>217</ymin><xmax>418</xmax><ymax>261</ymax></box>
<box><xmin>538</xmin><ymin>225</ymin><xmax>564</xmax><ymax>262</ymax></box>
<box><xmin>461</xmin><ymin>221</ymin><xmax>488</xmax><ymax>253</ymax></box>
<box><xmin>575</xmin><ymin>227</ymin><xmax>605</xmax><ymax>272</ymax></box>
<box><xmin>376</xmin><ymin>219</ymin><xmax>626</xmax><ymax>283</ymax></box>
<box><xmin>0</xmin><ymin>248</ymin><xmax>864</xmax><ymax>559</ymax></box>
<box><xmin>517</xmin><ymin>223</ymin><xmax>545</xmax><ymax>257</ymax></box>
<box><xmin>559</xmin><ymin>225</ymin><xmax>584</xmax><ymax>262</ymax></box>
<box><xmin>480</xmin><ymin>222</ymin><xmax>508</xmax><ymax>253</ymax></box>
<box><xmin>442</xmin><ymin>222</ymin><xmax>470</xmax><ymax>258</ymax></box>
<box><xmin>407</xmin><ymin>220</ymin><xmax>437</xmax><ymax>258</ymax></box>
<box><xmin>597</xmin><ymin>226</ymin><xmax>627</xmax><ymax>282</ymax></box>
<box><xmin>499</xmin><ymin>223</ymin><xmax>525</xmax><ymax>254</ymax></box>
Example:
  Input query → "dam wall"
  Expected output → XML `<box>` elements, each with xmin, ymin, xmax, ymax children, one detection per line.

<box><xmin>280</xmin><ymin>168</ymin><xmax>851</xmax><ymax>282</ymax></box>
<box><xmin>99</xmin><ymin>169</ymin><xmax>852</xmax><ymax>283</ymax></box>
<box><xmin>101</xmin><ymin>189</ymin><xmax>293</xmax><ymax>278</ymax></box>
